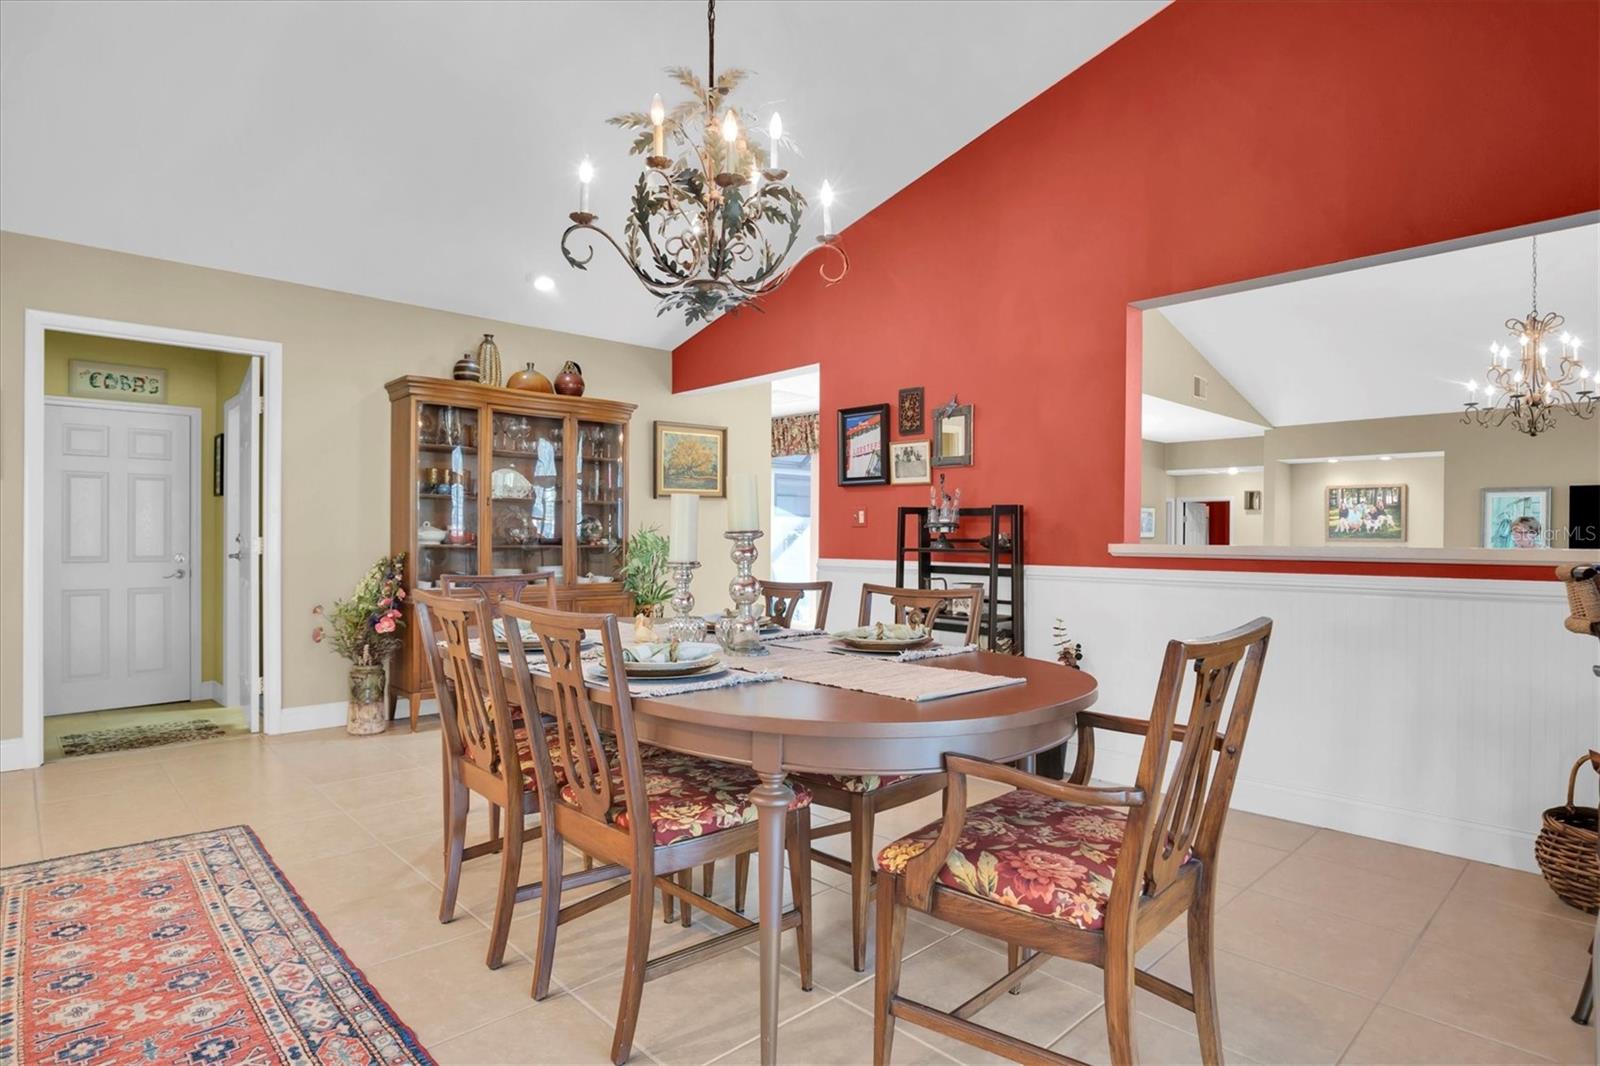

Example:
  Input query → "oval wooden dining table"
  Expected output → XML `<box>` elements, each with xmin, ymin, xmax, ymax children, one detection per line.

<box><xmin>615</xmin><ymin>649</ymin><xmax>1098</xmax><ymax>1065</ymax></box>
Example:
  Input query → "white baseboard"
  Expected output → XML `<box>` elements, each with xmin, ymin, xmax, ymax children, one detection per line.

<box><xmin>270</xmin><ymin>698</ymin><xmax>438</xmax><ymax>735</ymax></box>
<box><xmin>0</xmin><ymin>736</ymin><xmax>35</xmax><ymax>772</ymax></box>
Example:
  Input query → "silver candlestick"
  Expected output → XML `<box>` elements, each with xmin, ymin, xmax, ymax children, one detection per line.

<box><xmin>664</xmin><ymin>561</ymin><xmax>703</xmax><ymax>643</ymax></box>
<box><xmin>717</xmin><ymin>529</ymin><xmax>768</xmax><ymax>656</ymax></box>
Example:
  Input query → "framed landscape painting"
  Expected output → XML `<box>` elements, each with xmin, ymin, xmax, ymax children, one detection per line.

<box><xmin>653</xmin><ymin>421</ymin><xmax>727</xmax><ymax>497</ymax></box>
<box><xmin>1482</xmin><ymin>487</ymin><xmax>1552</xmax><ymax>549</ymax></box>
<box><xmin>838</xmin><ymin>404</ymin><xmax>889</xmax><ymax>485</ymax></box>
<box><xmin>1326</xmin><ymin>484</ymin><xmax>1406</xmax><ymax>541</ymax></box>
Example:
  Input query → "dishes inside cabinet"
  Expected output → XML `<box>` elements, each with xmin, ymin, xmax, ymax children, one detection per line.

<box><xmin>490</xmin><ymin>467</ymin><xmax>534</xmax><ymax>500</ymax></box>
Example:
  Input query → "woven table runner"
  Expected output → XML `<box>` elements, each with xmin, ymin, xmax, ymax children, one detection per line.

<box><xmin>768</xmin><ymin>634</ymin><xmax>978</xmax><ymax>663</ymax></box>
<box><xmin>727</xmin><ymin>644</ymin><xmax>1025</xmax><ymax>703</ymax></box>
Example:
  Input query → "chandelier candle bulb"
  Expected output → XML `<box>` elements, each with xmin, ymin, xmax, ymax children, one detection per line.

<box><xmin>577</xmin><ymin>158</ymin><xmax>594</xmax><ymax>214</ymax></box>
<box><xmin>650</xmin><ymin>93</ymin><xmax>666</xmax><ymax>158</ymax></box>
<box><xmin>819</xmin><ymin>180</ymin><xmax>835</xmax><ymax>235</ymax></box>
<box><xmin>669</xmin><ymin>493</ymin><xmax>700</xmax><ymax>563</ymax></box>
<box><xmin>728</xmin><ymin>473</ymin><xmax>759</xmax><ymax>531</ymax></box>
<box><xmin>721</xmin><ymin>110</ymin><xmax>739</xmax><ymax>172</ymax></box>
<box><xmin>768</xmin><ymin>112</ymin><xmax>782</xmax><ymax>171</ymax></box>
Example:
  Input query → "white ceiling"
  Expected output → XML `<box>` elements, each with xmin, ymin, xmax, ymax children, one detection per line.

<box><xmin>0</xmin><ymin>0</ymin><xmax>1164</xmax><ymax>352</ymax></box>
<box><xmin>1159</xmin><ymin>223</ymin><xmax>1600</xmax><ymax>427</ymax></box>
<box><xmin>1141</xmin><ymin>394</ymin><xmax>1267</xmax><ymax>444</ymax></box>
<box><xmin>771</xmin><ymin>368</ymin><xmax>818</xmax><ymax>416</ymax></box>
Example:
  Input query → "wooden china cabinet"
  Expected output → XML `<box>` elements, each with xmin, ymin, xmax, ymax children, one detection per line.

<box><xmin>385</xmin><ymin>375</ymin><xmax>636</xmax><ymax>727</ymax></box>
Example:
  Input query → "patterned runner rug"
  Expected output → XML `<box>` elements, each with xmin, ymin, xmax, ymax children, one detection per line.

<box><xmin>58</xmin><ymin>719</ymin><xmax>229</xmax><ymax>757</ymax></box>
<box><xmin>0</xmin><ymin>826</ymin><xmax>433</xmax><ymax>1064</ymax></box>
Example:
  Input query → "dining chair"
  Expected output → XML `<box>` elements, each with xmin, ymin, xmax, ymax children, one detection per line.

<box><xmin>872</xmin><ymin>617</ymin><xmax>1272</xmax><ymax>1065</ymax></box>
<box><xmin>441</xmin><ymin>570</ymin><xmax>559</xmax><ymax>608</ymax></box>
<box><xmin>734</xmin><ymin>581</ymin><xmax>986</xmax><ymax>971</ymax></box>
<box><xmin>762</xmin><ymin>579</ymin><xmax>833</xmax><ymax>630</ymax></box>
<box><xmin>415</xmin><ymin>590</ymin><xmax>624</xmax><ymax>970</ymax></box>
<box><xmin>498</xmin><ymin>600</ymin><xmax>815</xmax><ymax>1066</ymax></box>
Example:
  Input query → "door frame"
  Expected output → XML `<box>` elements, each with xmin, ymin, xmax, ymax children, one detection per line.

<box><xmin>43</xmin><ymin>396</ymin><xmax>206</xmax><ymax>711</ymax></box>
<box><xmin>19</xmin><ymin>309</ymin><xmax>285</xmax><ymax>769</ymax></box>
<box><xmin>1173</xmin><ymin>495</ymin><xmax>1233</xmax><ymax>546</ymax></box>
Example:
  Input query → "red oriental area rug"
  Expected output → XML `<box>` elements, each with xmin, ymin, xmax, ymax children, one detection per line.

<box><xmin>0</xmin><ymin>826</ymin><xmax>433</xmax><ymax>1064</ymax></box>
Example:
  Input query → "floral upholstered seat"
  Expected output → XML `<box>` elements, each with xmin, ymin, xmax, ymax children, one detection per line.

<box><xmin>798</xmin><ymin>772</ymin><xmax>916</xmax><ymax>794</ymax></box>
<box><xmin>561</xmin><ymin>748</ymin><xmax>813</xmax><ymax>846</ymax></box>
<box><xmin>876</xmin><ymin>789</ymin><xmax>1177</xmax><ymax>931</ymax></box>
<box><xmin>511</xmin><ymin>722</ymin><xmax>617</xmax><ymax>789</ymax></box>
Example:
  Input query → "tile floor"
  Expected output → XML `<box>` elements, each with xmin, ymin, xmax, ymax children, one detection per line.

<box><xmin>1</xmin><ymin>722</ymin><xmax>1594</xmax><ymax>1065</ymax></box>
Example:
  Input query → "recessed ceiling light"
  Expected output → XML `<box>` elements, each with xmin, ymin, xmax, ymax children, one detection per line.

<box><xmin>1328</xmin><ymin>458</ymin><xmax>1339</xmax><ymax>464</ymax></box>
<box><xmin>1379</xmin><ymin>455</ymin><xmax>1392</xmax><ymax>461</ymax></box>
<box><xmin>1227</xmin><ymin>467</ymin><xmax>1239</xmax><ymax>476</ymax></box>
<box><xmin>533</xmin><ymin>275</ymin><xmax>556</xmax><ymax>293</ymax></box>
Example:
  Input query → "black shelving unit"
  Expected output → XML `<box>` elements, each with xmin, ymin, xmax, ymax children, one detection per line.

<box><xmin>894</xmin><ymin>504</ymin><xmax>1025</xmax><ymax>654</ymax></box>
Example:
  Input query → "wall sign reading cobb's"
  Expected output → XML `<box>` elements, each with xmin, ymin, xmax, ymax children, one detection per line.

<box><xmin>68</xmin><ymin>359</ymin><xmax>167</xmax><ymax>402</ymax></box>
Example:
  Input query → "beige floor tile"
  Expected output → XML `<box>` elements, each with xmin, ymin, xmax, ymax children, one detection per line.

<box><xmin>1452</xmin><ymin>860</ymin><xmax>1597</xmax><ymax>925</ymax></box>
<box><xmin>710</xmin><ymin>996</ymin><xmax>956</xmax><ymax>1065</ymax></box>
<box><xmin>1051</xmin><ymin>1005</ymin><xmax>1260</xmax><ymax>1065</ymax></box>
<box><xmin>34</xmin><ymin>764</ymin><xmax>180</xmax><ymax>808</ymax></box>
<box><xmin>1213</xmin><ymin>836</ymin><xmax>1290</xmax><ymax>889</ymax></box>
<box><xmin>1212</xmin><ymin>889</ymin><xmax>1414</xmax><ymax>998</ymax></box>
<box><xmin>363</xmin><ymin>936</ymin><xmax>542</xmax><ymax>1046</ymax></box>
<box><xmin>525</xmin><ymin>885</ymin><xmax>739</xmax><ymax>993</ymax></box>
<box><xmin>40</xmin><ymin>811</ymin><xmax>205</xmax><ymax>858</ymax></box>
<box><xmin>1250</xmin><ymin>849</ymin><xmax>1451</xmax><ymax>935</ymax></box>
<box><xmin>272</xmin><ymin>843</ymin><xmax>430</xmax><ymax>912</ymax></box>
<box><xmin>843</xmin><ymin>934</ymin><xmax>1101</xmax><ymax>1064</ymax></box>
<box><xmin>352</xmin><ymin>794</ymin><xmax>491</xmax><ymax>843</ymax></box>
<box><xmin>430</xmin><ymin>994</ymin><xmax>643</xmax><ymax>1065</ymax></box>
<box><xmin>1421</xmin><ymin>890</ymin><xmax>1593</xmax><ymax>979</ymax></box>
<box><xmin>1142</xmin><ymin>947</ymin><xmax>1376</xmax><ymax>1064</ymax></box>
<box><xmin>246</xmin><ymin>810</ymin><xmax>382</xmax><ymax>866</ymax></box>
<box><xmin>316</xmin><ymin>880</ymin><xmax>484</xmax><ymax>967</ymax></box>
<box><xmin>574</xmin><ymin>931</ymin><xmax>822</xmax><ymax>1065</ymax></box>
<box><xmin>318</xmin><ymin>764</ymin><xmax>440</xmax><ymax>810</ymax></box>
<box><xmin>1223</xmin><ymin>809</ymin><xmax>1318</xmax><ymax>851</ymax></box>
<box><xmin>758</xmin><ymin>882</ymin><xmax>954</xmax><ymax>994</ymax></box>
<box><xmin>1298</xmin><ymin>830</ymin><xmax>1465</xmax><ymax>890</ymax></box>
<box><xmin>1382</xmin><ymin>942</ymin><xmax>1594</xmax><ymax>1063</ymax></box>
<box><xmin>0</xmin><ymin>828</ymin><xmax>43</xmax><ymax>866</ymax></box>
<box><xmin>1340</xmin><ymin>1005</ymin><xmax>1555</xmax><ymax>1064</ymax></box>
<box><xmin>0</xmin><ymin>769</ymin><xmax>39</xmax><ymax>801</ymax></box>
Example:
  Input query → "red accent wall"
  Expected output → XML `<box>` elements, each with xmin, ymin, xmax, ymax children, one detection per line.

<box><xmin>672</xmin><ymin>0</ymin><xmax>1600</xmax><ymax>581</ymax></box>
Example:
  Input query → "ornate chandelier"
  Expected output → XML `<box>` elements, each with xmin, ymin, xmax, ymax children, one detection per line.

<box><xmin>1463</xmin><ymin>235</ymin><xmax>1594</xmax><ymax>436</ymax></box>
<box><xmin>559</xmin><ymin>0</ymin><xmax>847</xmax><ymax>324</ymax></box>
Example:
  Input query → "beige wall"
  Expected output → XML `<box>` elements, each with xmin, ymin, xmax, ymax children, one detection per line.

<box><xmin>1288</xmin><ymin>457</ymin><xmax>1445</xmax><ymax>547</ymax></box>
<box><xmin>1140</xmin><ymin>440</ymin><xmax>1172</xmax><ymax>543</ymax></box>
<box><xmin>1164</xmin><ymin>436</ymin><xmax>1264</xmax><ymax>471</ymax></box>
<box><xmin>1142</xmin><ymin>310</ymin><xmax>1269</xmax><ymax>427</ymax></box>
<box><xmin>43</xmin><ymin>334</ymin><xmax>253</xmax><ymax>686</ymax></box>
<box><xmin>1171</xmin><ymin>471</ymin><xmax>1265</xmax><ymax>544</ymax></box>
<box><xmin>1</xmin><ymin>231</ymin><xmax>771</xmax><ymax>739</ymax></box>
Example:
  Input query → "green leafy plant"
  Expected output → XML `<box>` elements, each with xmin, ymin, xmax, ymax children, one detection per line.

<box><xmin>618</xmin><ymin>526</ymin><xmax>673</xmax><ymax>611</ymax></box>
<box><xmin>313</xmin><ymin>553</ymin><xmax>407</xmax><ymax>667</ymax></box>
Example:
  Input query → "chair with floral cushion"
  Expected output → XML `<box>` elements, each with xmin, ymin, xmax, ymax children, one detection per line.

<box><xmin>415</xmin><ymin>591</ymin><xmax>628</xmax><ymax>971</ymax></box>
<box><xmin>735</xmin><ymin>581</ymin><xmax>985</xmax><ymax>972</ymax></box>
<box><xmin>873</xmin><ymin>617</ymin><xmax>1272</xmax><ymax>1065</ymax></box>
<box><xmin>498</xmin><ymin>599</ymin><xmax>815</xmax><ymax>1066</ymax></box>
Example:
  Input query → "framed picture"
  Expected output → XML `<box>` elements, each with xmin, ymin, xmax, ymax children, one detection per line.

<box><xmin>897</xmin><ymin>387</ymin><xmax>924</xmax><ymax>435</ymax></box>
<box><xmin>932</xmin><ymin>403</ymin><xmax>973</xmax><ymax>467</ymax></box>
<box><xmin>68</xmin><ymin>359</ymin><xmax>166</xmax><ymax>402</ymax></box>
<box><xmin>1139</xmin><ymin>506</ymin><xmax>1157</xmax><ymax>539</ymax></box>
<box><xmin>213</xmin><ymin>434</ymin><xmax>225</xmax><ymax>496</ymax></box>
<box><xmin>1482</xmin><ymin>487</ymin><xmax>1552</xmax><ymax>549</ymax></box>
<box><xmin>1326</xmin><ymin>484</ymin><xmax>1406</xmax><ymax>541</ymax></box>
<box><xmin>1243</xmin><ymin>490</ymin><xmax>1262</xmax><ymax>513</ymax></box>
<box><xmin>837</xmin><ymin>404</ymin><xmax>889</xmax><ymax>485</ymax></box>
<box><xmin>653</xmin><ymin>421</ymin><xmax>727</xmax><ymax>497</ymax></box>
<box><xmin>889</xmin><ymin>439</ymin><xmax>932</xmax><ymax>484</ymax></box>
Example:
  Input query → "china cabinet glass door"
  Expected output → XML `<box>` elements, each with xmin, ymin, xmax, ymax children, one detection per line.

<box><xmin>574</xmin><ymin>420</ymin><xmax>625</xmax><ymax>583</ymax></box>
<box><xmin>488</xmin><ymin>410</ymin><xmax>566</xmax><ymax>582</ymax></box>
<box><xmin>414</xmin><ymin>402</ymin><xmax>480</xmax><ymax>589</ymax></box>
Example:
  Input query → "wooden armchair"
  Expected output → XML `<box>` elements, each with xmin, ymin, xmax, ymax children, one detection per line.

<box><xmin>761</xmin><ymin>579</ymin><xmax>833</xmax><ymax>630</ymax></box>
<box><xmin>873</xmin><ymin>617</ymin><xmax>1272</xmax><ymax>1065</ymax></box>
<box><xmin>860</xmin><ymin>581</ymin><xmax>983</xmax><ymax>645</ymax></box>
<box><xmin>498</xmin><ymin>601</ymin><xmax>815</xmax><ymax>1066</ymax></box>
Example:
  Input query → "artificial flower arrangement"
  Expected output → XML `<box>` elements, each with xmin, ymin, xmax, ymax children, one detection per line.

<box><xmin>313</xmin><ymin>553</ymin><xmax>409</xmax><ymax>666</ymax></box>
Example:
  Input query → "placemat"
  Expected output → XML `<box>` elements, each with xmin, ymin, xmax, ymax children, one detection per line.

<box><xmin>769</xmin><ymin>634</ymin><xmax>978</xmax><ymax>662</ymax></box>
<box><xmin>728</xmin><ymin>644</ymin><xmax>1025</xmax><ymax>703</ymax></box>
<box><xmin>527</xmin><ymin>659</ymin><xmax>780</xmax><ymax>698</ymax></box>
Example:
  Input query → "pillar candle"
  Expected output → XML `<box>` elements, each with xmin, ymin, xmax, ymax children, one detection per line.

<box><xmin>668</xmin><ymin>493</ymin><xmax>699</xmax><ymax>563</ymax></box>
<box><xmin>727</xmin><ymin>473</ymin><xmax>760</xmax><ymax>531</ymax></box>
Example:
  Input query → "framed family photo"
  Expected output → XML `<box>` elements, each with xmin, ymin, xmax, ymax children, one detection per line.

<box><xmin>1326</xmin><ymin>484</ymin><xmax>1406</xmax><ymax>541</ymax></box>
<box><xmin>1481</xmin><ymin>487</ymin><xmax>1552</xmax><ymax>549</ymax></box>
<box><xmin>652</xmin><ymin>421</ymin><xmax>727</xmax><ymax>497</ymax></box>
<box><xmin>889</xmin><ymin>439</ymin><xmax>931</xmax><ymax>484</ymax></box>
<box><xmin>837</xmin><ymin>404</ymin><xmax>889</xmax><ymax>485</ymax></box>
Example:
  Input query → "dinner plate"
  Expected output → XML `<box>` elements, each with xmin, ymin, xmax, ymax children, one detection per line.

<box><xmin>617</xmin><ymin>642</ymin><xmax>722</xmax><ymax>677</ymax></box>
<box><xmin>833</xmin><ymin>634</ymin><xmax>934</xmax><ymax>653</ymax></box>
<box><xmin>593</xmin><ymin>662</ymin><xmax>729</xmax><ymax>683</ymax></box>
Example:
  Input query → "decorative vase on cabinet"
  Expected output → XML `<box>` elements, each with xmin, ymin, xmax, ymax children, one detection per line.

<box><xmin>555</xmin><ymin>360</ymin><xmax>586</xmax><ymax>396</ymax></box>
<box><xmin>476</xmin><ymin>333</ymin><xmax>503</xmax><ymax>387</ymax></box>
<box><xmin>508</xmin><ymin>362</ymin><xmax>554</xmax><ymax>393</ymax></box>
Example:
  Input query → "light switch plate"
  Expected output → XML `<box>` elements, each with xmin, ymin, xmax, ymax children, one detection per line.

<box><xmin>852</xmin><ymin>509</ymin><xmax>867</xmax><ymax>527</ymax></box>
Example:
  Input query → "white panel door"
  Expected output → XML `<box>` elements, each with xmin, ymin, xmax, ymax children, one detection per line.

<box><xmin>44</xmin><ymin>400</ymin><xmax>194</xmax><ymax>714</ymax></box>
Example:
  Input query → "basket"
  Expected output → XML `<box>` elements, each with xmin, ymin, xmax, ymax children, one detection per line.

<box><xmin>1535</xmin><ymin>751</ymin><xmax>1600</xmax><ymax>914</ymax></box>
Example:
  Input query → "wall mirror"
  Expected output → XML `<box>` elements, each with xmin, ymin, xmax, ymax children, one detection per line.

<box><xmin>1138</xmin><ymin>218</ymin><xmax>1599</xmax><ymax>552</ymax></box>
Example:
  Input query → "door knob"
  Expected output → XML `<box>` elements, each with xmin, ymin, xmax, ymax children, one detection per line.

<box><xmin>163</xmin><ymin>568</ymin><xmax>187</xmax><ymax>579</ymax></box>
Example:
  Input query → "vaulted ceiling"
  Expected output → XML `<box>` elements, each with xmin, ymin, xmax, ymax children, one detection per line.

<box><xmin>0</xmin><ymin>0</ymin><xmax>1164</xmax><ymax>351</ymax></box>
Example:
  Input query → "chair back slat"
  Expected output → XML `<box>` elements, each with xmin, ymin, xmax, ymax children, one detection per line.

<box><xmin>763</xmin><ymin>580</ymin><xmax>833</xmax><ymax>630</ymax></box>
<box><xmin>1127</xmin><ymin>618</ymin><xmax>1271</xmax><ymax>896</ymax></box>
<box><xmin>859</xmin><ymin>582</ymin><xmax>983</xmax><ymax>645</ymax></box>
<box><xmin>442</xmin><ymin>571</ymin><xmax>559</xmax><ymax>609</ymax></box>
<box><xmin>498</xmin><ymin>601</ymin><xmax>648</xmax><ymax>834</ymax></box>
<box><xmin>415</xmin><ymin>591</ymin><xmax>520</xmax><ymax>790</ymax></box>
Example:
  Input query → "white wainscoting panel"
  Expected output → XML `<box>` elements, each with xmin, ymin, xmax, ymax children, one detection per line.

<box><xmin>819</xmin><ymin>558</ymin><xmax>1599</xmax><ymax>872</ymax></box>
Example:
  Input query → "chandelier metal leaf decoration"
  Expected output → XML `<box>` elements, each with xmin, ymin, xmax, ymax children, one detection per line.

<box><xmin>1462</xmin><ymin>235</ymin><xmax>1594</xmax><ymax>437</ymax></box>
<box><xmin>560</xmin><ymin>0</ymin><xmax>847</xmax><ymax>324</ymax></box>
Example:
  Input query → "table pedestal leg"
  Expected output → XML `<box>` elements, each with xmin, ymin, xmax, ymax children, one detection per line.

<box><xmin>751</xmin><ymin>768</ymin><xmax>793</xmax><ymax>1066</ymax></box>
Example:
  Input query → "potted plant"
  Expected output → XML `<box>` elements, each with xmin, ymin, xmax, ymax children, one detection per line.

<box><xmin>312</xmin><ymin>553</ymin><xmax>407</xmax><ymax>735</ymax></box>
<box><xmin>618</xmin><ymin>525</ymin><xmax>672</xmax><ymax>618</ymax></box>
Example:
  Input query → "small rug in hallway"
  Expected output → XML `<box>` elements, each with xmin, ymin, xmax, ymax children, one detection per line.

<box><xmin>58</xmin><ymin>718</ymin><xmax>228</xmax><ymax>757</ymax></box>
<box><xmin>0</xmin><ymin>826</ymin><xmax>434</xmax><ymax>1064</ymax></box>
